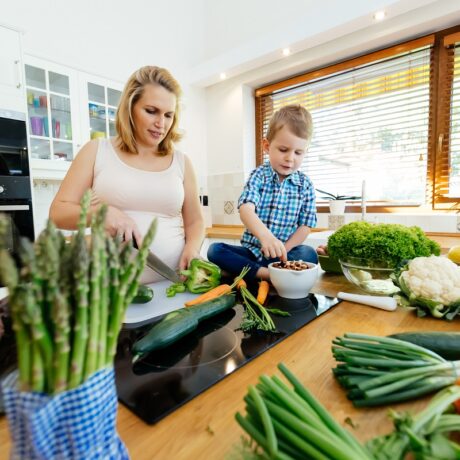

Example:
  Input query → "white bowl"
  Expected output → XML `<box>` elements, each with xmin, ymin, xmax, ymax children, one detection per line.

<box><xmin>268</xmin><ymin>261</ymin><xmax>319</xmax><ymax>299</ymax></box>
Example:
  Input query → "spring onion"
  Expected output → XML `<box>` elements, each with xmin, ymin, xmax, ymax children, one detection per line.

<box><xmin>332</xmin><ymin>333</ymin><xmax>460</xmax><ymax>406</ymax></box>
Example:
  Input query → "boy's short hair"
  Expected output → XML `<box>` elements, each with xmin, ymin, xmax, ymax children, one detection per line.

<box><xmin>266</xmin><ymin>104</ymin><xmax>313</xmax><ymax>144</ymax></box>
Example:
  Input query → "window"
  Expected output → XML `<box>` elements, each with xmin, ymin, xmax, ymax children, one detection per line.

<box><xmin>255</xmin><ymin>27</ymin><xmax>460</xmax><ymax>211</ymax></box>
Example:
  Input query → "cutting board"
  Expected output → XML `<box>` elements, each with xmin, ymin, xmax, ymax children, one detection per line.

<box><xmin>123</xmin><ymin>280</ymin><xmax>199</xmax><ymax>326</ymax></box>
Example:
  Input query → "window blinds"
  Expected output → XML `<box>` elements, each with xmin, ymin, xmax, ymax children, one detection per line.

<box><xmin>258</xmin><ymin>47</ymin><xmax>432</xmax><ymax>205</ymax></box>
<box><xmin>448</xmin><ymin>44</ymin><xmax>460</xmax><ymax>195</ymax></box>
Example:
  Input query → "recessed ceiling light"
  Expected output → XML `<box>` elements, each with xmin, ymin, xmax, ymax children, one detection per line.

<box><xmin>282</xmin><ymin>48</ymin><xmax>291</xmax><ymax>57</ymax></box>
<box><xmin>373</xmin><ymin>10</ymin><xmax>386</xmax><ymax>21</ymax></box>
<box><xmin>220</xmin><ymin>72</ymin><xmax>227</xmax><ymax>80</ymax></box>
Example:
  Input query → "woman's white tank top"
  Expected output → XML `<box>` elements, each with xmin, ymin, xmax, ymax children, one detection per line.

<box><xmin>92</xmin><ymin>138</ymin><xmax>185</xmax><ymax>283</ymax></box>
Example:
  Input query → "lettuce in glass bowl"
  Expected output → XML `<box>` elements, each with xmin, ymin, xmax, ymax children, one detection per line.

<box><xmin>339</xmin><ymin>256</ymin><xmax>400</xmax><ymax>296</ymax></box>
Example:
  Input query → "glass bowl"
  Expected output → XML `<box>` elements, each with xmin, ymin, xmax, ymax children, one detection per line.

<box><xmin>339</xmin><ymin>257</ymin><xmax>400</xmax><ymax>296</ymax></box>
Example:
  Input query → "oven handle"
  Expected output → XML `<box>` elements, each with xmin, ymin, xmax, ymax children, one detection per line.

<box><xmin>0</xmin><ymin>204</ymin><xmax>30</xmax><ymax>211</ymax></box>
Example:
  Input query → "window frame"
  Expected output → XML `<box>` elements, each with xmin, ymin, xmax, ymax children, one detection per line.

<box><xmin>254</xmin><ymin>25</ymin><xmax>460</xmax><ymax>213</ymax></box>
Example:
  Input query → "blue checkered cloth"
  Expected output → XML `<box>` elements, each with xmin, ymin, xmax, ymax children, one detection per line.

<box><xmin>2</xmin><ymin>367</ymin><xmax>129</xmax><ymax>460</ymax></box>
<box><xmin>238</xmin><ymin>163</ymin><xmax>317</xmax><ymax>260</ymax></box>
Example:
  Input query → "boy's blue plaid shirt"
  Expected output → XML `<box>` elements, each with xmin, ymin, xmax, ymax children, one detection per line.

<box><xmin>238</xmin><ymin>163</ymin><xmax>317</xmax><ymax>260</ymax></box>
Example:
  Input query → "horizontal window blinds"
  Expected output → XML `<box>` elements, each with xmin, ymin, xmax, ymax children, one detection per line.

<box><xmin>448</xmin><ymin>43</ymin><xmax>460</xmax><ymax>195</ymax></box>
<box><xmin>258</xmin><ymin>47</ymin><xmax>432</xmax><ymax>205</ymax></box>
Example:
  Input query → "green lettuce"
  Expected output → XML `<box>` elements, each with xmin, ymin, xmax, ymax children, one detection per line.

<box><xmin>327</xmin><ymin>221</ymin><xmax>440</xmax><ymax>267</ymax></box>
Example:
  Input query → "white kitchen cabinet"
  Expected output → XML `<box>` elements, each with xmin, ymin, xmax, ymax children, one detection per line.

<box><xmin>24</xmin><ymin>56</ymin><xmax>123</xmax><ymax>180</ymax></box>
<box><xmin>0</xmin><ymin>25</ymin><xmax>25</xmax><ymax>113</ymax></box>
<box><xmin>25</xmin><ymin>57</ymin><xmax>81</xmax><ymax>176</ymax></box>
<box><xmin>78</xmin><ymin>72</ymin><xmax>122</xmax><ymax>143</ymax></box>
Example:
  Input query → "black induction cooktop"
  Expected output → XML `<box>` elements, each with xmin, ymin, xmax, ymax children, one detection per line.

<box><xmin>114</xmin><ymin>293</ymin><xmax>340</xmax><ymax>425</ymax></box>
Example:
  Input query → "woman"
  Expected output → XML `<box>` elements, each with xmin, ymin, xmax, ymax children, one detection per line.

<box><xmin>50</xmin><ymin>66</ymin><xmax>204</xmax><ymax>282</ymax></box>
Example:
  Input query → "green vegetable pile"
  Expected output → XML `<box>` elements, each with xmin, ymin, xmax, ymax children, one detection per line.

<box><xmin>327</xmin><ymin>221</ymin><xmax>441</xmax><ymax>267</ymax></box>
<box><xmin>233</xmin><ymin>363</ymin><xmax>460</xmax><ymax>460</ymax></box>
<box><xmin>0</xmin><ymin>191</ymin><xmax>157</xmax><ymax>394</ymax></box>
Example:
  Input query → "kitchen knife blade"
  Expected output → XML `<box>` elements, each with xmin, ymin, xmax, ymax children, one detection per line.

<box><xmin>132</xmin><ymin>238</ymin><xmax>182</xmax><ymax>283</ymax></box>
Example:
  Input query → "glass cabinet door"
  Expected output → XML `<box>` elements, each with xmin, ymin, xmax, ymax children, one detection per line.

<box><xmin>87</xmin><ymin>83</ymin><xmax>121</xmax><ymax>139</ymax></box>
<box><xmin>25</xmin><ymin>65</ymin><xmax>74</xmax><ymax>161</ymax></box>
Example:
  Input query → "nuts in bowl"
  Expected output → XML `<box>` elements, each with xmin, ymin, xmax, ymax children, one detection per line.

<box><xmin>268</xmin><ymin>260</ymin><xmax>318</xmax><ymax>299</ymax></box>
<box><xmin>271</xmin><ymin>260</ymin><xmax>310</xmax><ymax>271</ymax></box>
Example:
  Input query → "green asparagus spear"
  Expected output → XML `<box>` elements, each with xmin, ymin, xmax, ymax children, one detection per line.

<box><xmin>105</xmin><ymin>218</ymin><xmax>158</xmax><ymax>364</ymax></box>
<box><xmin>52</xmin><ymin>290</ymin><xmax>71</xmax><ymax>393</ymax></box>
<box><xmin>68</xmin><ymin>192</ymin><xmax>91</xmax><ymax>389</ymax></box>
<box><xmin>84</xmin><ymin>212</ymin><xmax>104</xmax><ymax>379</ymax></box>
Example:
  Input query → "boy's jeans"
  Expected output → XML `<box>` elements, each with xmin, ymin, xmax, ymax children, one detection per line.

<box><xmin>207</xmin><ymin>242</ymin><xmax>318</xmax><ymax>281</ymax></box>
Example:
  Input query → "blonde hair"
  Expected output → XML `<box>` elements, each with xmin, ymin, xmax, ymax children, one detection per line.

<box><xmin>116</xmin><ymin>66</ymin><xmax>182</xmax><ymax>156</ymax></box>
<box><xmin>266</xmin><ymin>104</ymin><xmax>313</xmax><ymax>144</ymax></box>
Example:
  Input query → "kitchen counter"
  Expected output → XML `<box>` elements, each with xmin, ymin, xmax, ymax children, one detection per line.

<box><xmin>1</xmin><ymin>274</ymin><xmax>458</xmax><ymax>459</ymax></box>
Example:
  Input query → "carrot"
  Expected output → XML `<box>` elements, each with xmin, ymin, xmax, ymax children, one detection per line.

<box><xmin>185</xmin><ymin>266</ymin><xmax>251</xmax><ymax>307</ymax></box>
<box><xmin>185</xmin><ymin>284</ymin><xmax>232</xmax><ymax>307</ymax></box>
<box><xmin>236</xmin><ymin>279</ymin><xmax>247</xmax><ymax>290</ymax></box>
<box><xmin>256</xmin><ymin>280</ymin><xmax>270</xmax><ymax>305</ymax></box>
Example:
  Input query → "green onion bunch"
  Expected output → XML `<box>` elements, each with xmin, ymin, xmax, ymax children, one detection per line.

<box><xmin>235</xmin><ymin>363</ymin><xmax>374</xmax><ymax>460</ymax></box>
<box><xmin>0</xmin><ymin>191</ymin><xmax>157</xmax><ymax>394</ymax></box>
<box><xmin>332</xmin><ymin>333</ymin><xmax>460</xmax><ymax>407</ymax></box>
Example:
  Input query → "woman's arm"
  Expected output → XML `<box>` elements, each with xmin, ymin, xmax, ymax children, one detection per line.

<box><xmin>180</xmin><ymin>155</ymin><xmax>205</xmax><ymax>269</ymax></box>
<box><xmin>284</xmin><ymin>225</ymin><xmax>311</xmax><ymax>253</ymax></box>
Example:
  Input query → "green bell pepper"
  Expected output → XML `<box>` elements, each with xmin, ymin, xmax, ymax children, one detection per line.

<box><xmin>166</xmin><ymin>282</ymin><xmax>186</xmax><ymax>298</ymax></box>
<box><xmin>180</xmin><ymin>259</ymin><xmax>221</xmax><ymax>294</ymax></box>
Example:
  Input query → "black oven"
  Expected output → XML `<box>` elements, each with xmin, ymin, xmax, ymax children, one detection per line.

<box><xmin>0</xmin><ymin>109</ymin><xmax>34</xmax><ymax>257</ymax></box>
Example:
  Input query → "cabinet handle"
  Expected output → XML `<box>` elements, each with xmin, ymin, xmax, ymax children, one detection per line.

<box><xmin>14</xmin><ymin>59</ymin><xmax>22</xmax><ymax>89</ymax></box>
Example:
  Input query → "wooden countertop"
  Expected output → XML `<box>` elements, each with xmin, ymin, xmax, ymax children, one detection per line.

<box><xmin>1</xmin><ymin>274</ymin><xmax>459</xmax><ymax>459</ymax></box>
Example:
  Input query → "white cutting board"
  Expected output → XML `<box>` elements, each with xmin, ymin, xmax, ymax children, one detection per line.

<box><xmin>123</xmin><ymin>280</ymin><xmax>199</xmax><ymax>325</ymax></box>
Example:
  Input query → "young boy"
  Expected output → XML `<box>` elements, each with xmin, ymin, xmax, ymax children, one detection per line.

<box><xmin>207</xmin><ymin>104</ymin><xmax>318</xmax><ymax>281</ymax></box>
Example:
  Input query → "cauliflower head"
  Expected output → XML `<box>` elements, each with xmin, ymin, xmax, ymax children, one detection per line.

<box><xmin>400</xmin><ymin>255</ymin><xmax>460</xmax><ymax>306</ymax></box>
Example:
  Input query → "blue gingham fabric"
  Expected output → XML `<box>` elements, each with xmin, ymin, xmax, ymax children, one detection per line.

<box><xmin>2</xmin><ymin>367</ymin><xmax>129</xmax><ymax>460</ymax></box>
<box><xmin>238</xmin><ymin>163</ymin><xmax>317</xmax><ymax>260</ymax></box>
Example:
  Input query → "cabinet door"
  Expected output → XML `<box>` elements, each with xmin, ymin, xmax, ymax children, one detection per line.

<box><xmin>24</xmin><ymin>57</ymin><xmax>80</xmax><ymax>170</ymax></box>
<box><xmin>78</xmin><ymin>73</ymin><xmax>123</xmax><ymax>143</ymax></box>
<box><xmin>0</xmin><ymin>26</ymin><xmax>25</xmax><ymax>113</ymax></box>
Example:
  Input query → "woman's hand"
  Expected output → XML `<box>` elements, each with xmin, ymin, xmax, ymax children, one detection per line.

<box><xmin>316</xmin><ymin>244</ymin><xmax>328</xmax><ymax>256</ymax></box>
<box><xmin>178</xmin><ymin>245</ymin><xmax>201</xmax><ymax>271</ymax></box>
<box><xmin>104</xmin><ymin>205</ymin><xmax>142</xmax><ymax>244</ymax></box>
<box><xmin>260</xmin><ymin>234</ymin><xmax>287</xmax><ymax>262</ymax></box>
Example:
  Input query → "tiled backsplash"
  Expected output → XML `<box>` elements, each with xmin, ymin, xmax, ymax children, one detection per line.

<box><xmin>208</xmin><ymin>172</ymin><xmax>245</xmax><ymax>225</ymax></box>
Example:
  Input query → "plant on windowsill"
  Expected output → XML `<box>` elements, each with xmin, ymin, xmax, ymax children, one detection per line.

<box><xmin>316</xmin><ymin>189</ymin><xmax>361</xmax><ymax>215</ymax></box>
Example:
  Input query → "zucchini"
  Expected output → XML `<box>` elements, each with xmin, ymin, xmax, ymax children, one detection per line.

<box><xmin>388</xmin><ymin>331</ymin><xmax>460</xmax><ymax>360</ymax></box>
<box><xmin>132</xmin><ymin>285</ymin><xmax>154</xmax><ymax>304</ymax></box>
<box><xmin>132</xmin><ymin>294</ymin><xmax>236</xmax><ymax>360</ymax></box>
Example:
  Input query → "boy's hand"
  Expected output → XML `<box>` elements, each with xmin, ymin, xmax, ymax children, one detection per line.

<box><xmin>260</xmin><ymin>234</ymin><xmax>287</xmax><ymax>262</ymax></box>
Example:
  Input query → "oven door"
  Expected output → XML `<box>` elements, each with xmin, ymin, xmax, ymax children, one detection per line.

<box><xmin>0</xmin><ymin>201</ymin><xmax>34</xmax><ymax>254</ymax></box>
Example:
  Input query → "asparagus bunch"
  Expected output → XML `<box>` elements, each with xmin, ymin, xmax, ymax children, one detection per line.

<box><xmin>0</xmin><ymin>191</ymin><xmax>157</xmax><ymax>394</ymax></box>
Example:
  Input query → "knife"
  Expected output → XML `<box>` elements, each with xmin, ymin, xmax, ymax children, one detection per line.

<box><xmin>132</xmin><ymin>239</ymin><xmax>182</xmax><ymax>283</ymax></box>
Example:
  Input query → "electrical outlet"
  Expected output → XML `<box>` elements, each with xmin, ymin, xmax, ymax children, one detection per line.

<box><xmin>456</xmin><ymin>215</ymin><xmax>460</xmax><ymax>232</ymax></box>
